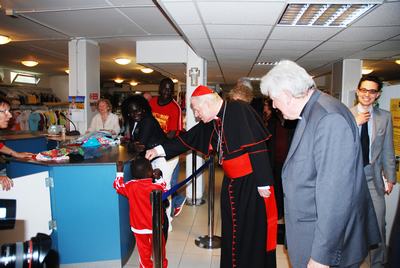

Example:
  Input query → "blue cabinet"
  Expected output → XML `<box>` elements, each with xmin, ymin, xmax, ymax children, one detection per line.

<box><xmin>4</xmin><ymin>135</ymin><xmax>134</xmax><ymax>267</ymax></box>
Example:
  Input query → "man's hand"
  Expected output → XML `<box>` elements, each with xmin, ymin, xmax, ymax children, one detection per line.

<box><xmin>257</xmin><ymin>186</ymin><xmax>271</xmax><ymax>198</ymax></box>
<box><xmin>386</xmin><ymin>182</ymin><xmax>394</xmax><ymax>195</ymax></box>
<box><xmin>145</xmin><ymin>148</ymin><xmax>159</xmax><ymax>160</ymax></box>
<box><xmin>0</xmin><ymin>176</ymin><xmax>13</xmax><ymax>191</ymax></box>
<box><xmin>307</xmin><ymin>258</ymin><xmax>329</xmax><ymax>268</ymax></box>
<box><xmin>116</xmin><ymin>161</ymin><xmax>124</xmax><ymax>172</ymax></box>
<box><xmin>355</xmin><ymin>111</ymin><xmax>370</xmax><ymax>125</ymax></box>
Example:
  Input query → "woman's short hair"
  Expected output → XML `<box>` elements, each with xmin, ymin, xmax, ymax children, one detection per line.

<box><xmin>97</xmin><ymin>98</ymin><xmax>112</xmax><ymax>110</ymax></box>
<box><xmin>260</xmin><ymin>60</ymin><xmax>315</xmax><ymax>98</ymax></box>
<box><xmin>227</xmin><ymin>84</ymin><xmax>254</xmax><ymax>103</ymax></box>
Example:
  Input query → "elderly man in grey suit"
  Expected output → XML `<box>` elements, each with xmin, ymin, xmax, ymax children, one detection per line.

<box><xmin>350</xmin><ymin>75</ymin><xmax>396</xmax><ymax>268</ymax></box>
<box><xmin>260</xmin><ymin>60</ymin><xmax>380</xmax><ymax>268</ymax></box>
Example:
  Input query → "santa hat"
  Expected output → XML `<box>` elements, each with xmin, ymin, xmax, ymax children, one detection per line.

<box><xmin>191</xmin><ymin>85</ymin><xmax>213</xmax><ymax>97</ymax></box>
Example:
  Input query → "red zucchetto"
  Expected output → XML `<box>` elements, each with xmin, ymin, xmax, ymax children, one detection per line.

<box><xmin>191</xmin><ymin>85</ymin><xmax>213</xmax><ymax>97</ymax></box>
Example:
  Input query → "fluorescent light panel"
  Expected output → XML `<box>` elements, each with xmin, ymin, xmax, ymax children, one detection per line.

<box><xmin>255</xmin><ymin>61</ymin><xmax>278</xmax><ymax>66</ymax></box>
<box><xmin>279</xmin><ymin>3</ymin><xmax>376</xmax><ymax>27</ymax></box>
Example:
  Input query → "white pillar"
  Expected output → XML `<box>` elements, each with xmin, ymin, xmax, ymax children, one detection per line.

<box><xmin>68</xmin><ymin>39</ymin><xmax>100</xmax><ymax>133</ymax></box>
<box><xmin>331</xmin><ymin>59</ymin><xmax>362</xmax><ymax>107</ymax></box>
<box><xmin>185</xmin><ymin>48</ymin><xmax>207</xmax><ymax>200</ymax></box>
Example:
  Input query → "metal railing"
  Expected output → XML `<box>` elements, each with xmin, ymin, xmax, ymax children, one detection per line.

<box><xmin>151</xmin><ymin>152</ymin><xmax>221</xmax><ymax>267</ymax></box>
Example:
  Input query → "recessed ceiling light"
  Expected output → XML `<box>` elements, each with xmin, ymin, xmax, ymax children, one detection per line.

<box><xmin>21</xmin><ymin>60</ymin><xmax>39</xmax><ymax>67</ymax></box>
<box><xmin>114</xmin><ymin>78</ymin><xmax>124</xmax><ymax>84</ymax></box>
<box><xmin>65</xmin><ymin>69</ymin><xmax>70</xmax><ymax>74</ymax></box>
<box><xmin>0</xmin><ymin>35</ymin><xmax>11</xmax><ymax>45</ymax></box>
<box><xmin>140</xmin><ymin>68</ymin><xmax>153</xmax><ymax>74</ymax></box>
<box><xmin>279</xmin><ymin>3</ymin><xmax>377</xmax><ymax>27</ymax></box>
<box><xmin>362</xmin><ymin>68</ymin><xmax>373</xmax><ymax>75</ymax></box>
<box><xmin>172</xmin><ymin>78</ymin><xmax>178</xmax><ymax>83</ymax></box>
<box><xmin>130</xmin><ymin>81</ymin><xmax>138</xmax><ymax>86</ymax></box>
<box><xmin>114</xmin><ymin>58</ymin><xmax>131</xmax><ymax>65</ymax></box>
<box><xmin>395</xmin><ymin>60</ymin><xmax>400</xmax><ymax>65</ymax></box>
<box><xmin>255</xmin><ymin>61</ymin><xmax>278</xmax><ymax>66</ymax></box>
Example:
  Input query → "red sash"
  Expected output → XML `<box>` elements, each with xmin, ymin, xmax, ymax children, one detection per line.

<box><xmin>264</xmin><ymin>186</ymin><xmax>278</xmax><ymax>251</ymax></box>
<box><xmin>222</xmin><ymin>153</ymin><xmax>253</xmax><ymax>178</ymax></box>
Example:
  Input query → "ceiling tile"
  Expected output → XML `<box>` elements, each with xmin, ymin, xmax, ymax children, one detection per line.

<box><xmin>317</xmin><ymin>41</ymin><xmax>377</xmax><ymax>51</ymax></box>
<box><xmin>295</xmin><ymin>59</ymin><xmax>332</xmax><ymax>71</ymax></box>
<box><xmin>270</xmin><ymin>26</ymin><xmax>341</xmax><ymax>41</ymax></box>
<box><xmin>258</xmin><ymin>49</ymin><xmax>305</xmax><ymax>61</ymax></box>
<box><xmin>330</xmin><ymin>26</ymin><xmax>400</xmax><ymax>41</ymax></box>
<box><xmin>219</xmin><ymin>59</ymin><xmax>255</xmax><ymax>67</ymax></box>
<box><xmin>194</xmin><ymin>48</ymin><xmax>216</xmax><ymax>61</ymax></box>
<box><xmin>207</xmin><ymin>25</ymin><xmax>272</xmax><ymax>39</ymax></box>
<box><xmin>111</xmin><ymin>0</ymin><xmax>155</xmax><ymax>5</ymax></box>
<box><xmin>122</xmin><ymin>7</ymin><xmax>179</xmax><ymax>35</ymax></box>
<box><xmin>366</xmin><ymin>40</ymin><xmax>400</xmax><ymax>51</ymax></box>
<box><xmin>189</xmin><ymin>39</ymin><xmax>212</xmax><ymax>49</ymax></box>
<box><xmin>215</xmin><ymin>48</ymin><xmax>259</xmax><ymax>58</ymax></box>
<box><xmin>349</xmin><ymin>50</ymin><xmax>400</xmax><ymax>59</ymax></box>
<box><xmin>0</xmin><ymin>12</ymin><xmax>68</xmax><ymax>41</ymax></box>
<box><xmin>162</xmin><ymin>1</ymin><xmax>201</xmax><ymax>24</ymax></box>
<box><xmin>180</xmin><ymin>24</ymin><xmax>208</xmax><ymax>39</ymax></box>
<box><xmin>352</xmin><ymin>2</ymin><xmax>400</xmax><ymax>27</ymax></box>
<box><xmin>197</xmin><ymin>1</ymin><xmax>285</xmax><ymax>25</ymax></box>
<box><xmin>25</xmin><ymin>9</ymin><xmax>148</xmax><ymax>37</ymax></box>
<box><xmin>250</xmin><ymin>65</ymin><xmax>274</xmax><ymax>77</ymax></box>
<box><xmin>212</xmin><ymin>39</ymin><xmax>265</xmax><ymax>50</ymax></box>
<box><xmin>2</xmin><ymin>0</ymin><xmax>110</xmax><ymax>11</ymax></box>
<box><xmin>264</xmin><ymin>40</ymin><xmax>321</xmax><ymax>50</ymax></box>
<box><xmin>300</xmin><ymin>50</ymin><xmax>353</xmax><ymax>62</ymax></box>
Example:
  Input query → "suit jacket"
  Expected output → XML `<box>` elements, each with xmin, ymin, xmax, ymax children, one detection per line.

<box><xmin>350</xmin><ymin>106</ymin><xmax>396</xmax><ymax>194</ymax></box>
<box><xmin>283</xmin><ymin>90</ymin><xmax>380</xmax><ymax>267</ymax></box>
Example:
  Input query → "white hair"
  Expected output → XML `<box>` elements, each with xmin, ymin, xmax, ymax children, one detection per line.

<box><xmin>260</xmin><ymin>60</ymin><xmax>315</xmax><ymax>98</ymax></box>
<box><xmin>191</xmin><ymin>92</ymin><xmax>221</xmax><ymax>107</ymax></box>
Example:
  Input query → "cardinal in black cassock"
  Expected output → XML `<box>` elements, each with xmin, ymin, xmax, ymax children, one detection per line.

<box><xmin>146</xmin><ymin>85</ymin><xmax>278</xmax><ymax>268</ymax></box>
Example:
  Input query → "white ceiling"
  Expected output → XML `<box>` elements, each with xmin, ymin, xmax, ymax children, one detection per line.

<box><xmin>0</xmin><ymin>0</ymin><xmax>399</xmax><ymax>86</ymax></box>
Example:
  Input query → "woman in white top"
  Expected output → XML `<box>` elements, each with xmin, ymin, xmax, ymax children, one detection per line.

<box><xmin>88</xmin><ymin>99</ymin><xmax>120</xmax><ymax>135</ymax></box>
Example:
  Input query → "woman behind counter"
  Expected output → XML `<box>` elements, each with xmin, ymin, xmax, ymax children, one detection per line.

<box><xmin>0</xmin><ymin>96</ymin><xmax>34</xmax><ymax>191</ymax></box>
<box><xmin>87</xmin><ymin>99</ymin><xmax>120</xmax><ymax>135</ymax></box>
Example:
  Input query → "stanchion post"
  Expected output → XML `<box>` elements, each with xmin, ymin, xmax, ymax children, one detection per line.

<box><xmin>187</xmin><ymin>150</ymin><xmax>205</xmax><ymax>206</ymax></box>
<box><xmin>151</xmin><ymin>190</ymin><xmax>162</xmax><ymax>268</ymax></box>
<box><xmin>195</xmin><ymin>155</ymin><xmax>221</xmax><ymax>249</ymax></box>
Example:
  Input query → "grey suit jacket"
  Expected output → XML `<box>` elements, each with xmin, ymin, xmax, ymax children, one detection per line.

<box><xmin>350</xmin><ymin>106</ymin><xmax>396</xmax><ymax>194</ymax></box>
<box><xmin>283</xmin><ymin>90</ymin><xmax>380</xmax><ymax>267</ymax></box>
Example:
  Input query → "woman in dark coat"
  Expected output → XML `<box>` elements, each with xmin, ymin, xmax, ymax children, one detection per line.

<box><xmin>121</xmin><ymin>95</ymin><xmax>167</xmax><ymax>154</ymax></box>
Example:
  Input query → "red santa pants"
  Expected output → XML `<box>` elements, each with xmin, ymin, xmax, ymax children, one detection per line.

<box><xmin>134</xmin><ymin>233</ymin><xmax>168</xmax><ymax>268</ymax></box>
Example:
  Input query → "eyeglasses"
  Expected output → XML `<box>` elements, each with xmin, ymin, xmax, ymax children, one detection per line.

<box><xmin>0</xmin><ymin>109</ymin><xmax>11</xmax><ymax>114</ymax></box>
<box><xmin>358</xmin><ymin>88</ymin><xmax>380</xmax><ymax>95</ymax></box>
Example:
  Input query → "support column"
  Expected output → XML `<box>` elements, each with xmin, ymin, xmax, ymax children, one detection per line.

<box><xmin>331</xmin><ymin>59</ymin><xmax>362</xmax><ymax>107</ymax></box>
<box><xmin>185</xmin><ymin>48</ymin><xmax>207</xmax><ymax>200</ymax></box>
<box><xmin>68</xmin><ymin>39</ymin><xmax>100</xmax><ymax>133</ymax></box>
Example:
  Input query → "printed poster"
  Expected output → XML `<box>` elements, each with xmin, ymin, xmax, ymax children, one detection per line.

<box><xmin>390</xmin><ymin>98</ymin><xmax>400</xmax><ymax>182</ymax></box>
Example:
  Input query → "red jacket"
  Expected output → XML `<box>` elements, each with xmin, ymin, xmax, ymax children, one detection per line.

<box><xmin>113</xmin><ymin>173</ymin><xmax>166</xmax><ymax>234</ymax></box>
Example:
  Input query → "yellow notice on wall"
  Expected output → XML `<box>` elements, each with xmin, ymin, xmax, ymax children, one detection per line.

<box><xmin>390</xmin><ymin>98</ymin><xmax>400</xmax><ymax>182</ymax></box>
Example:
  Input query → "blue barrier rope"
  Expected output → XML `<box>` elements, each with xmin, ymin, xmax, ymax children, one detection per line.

<box><xmin>162</xmin><ymin>159</ymin><xmax>211</xmax><ymax>201</ymax></box>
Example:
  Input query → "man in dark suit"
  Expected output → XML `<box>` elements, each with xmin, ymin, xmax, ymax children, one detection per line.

<box><xmin>350</xmin><ymin>75</ymin><xmax>396</xmax><ymax>268</ymax></box>
<box><xmin>260</xmin><ymin>60</ymin><xmax>380</xmax><ymax>268</ymax></box>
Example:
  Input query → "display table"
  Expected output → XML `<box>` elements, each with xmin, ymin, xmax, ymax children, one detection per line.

<box><xmin>2</xmin><ymin>133</ymin><xmax>135</xmax><ymax>267</ymax></box>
